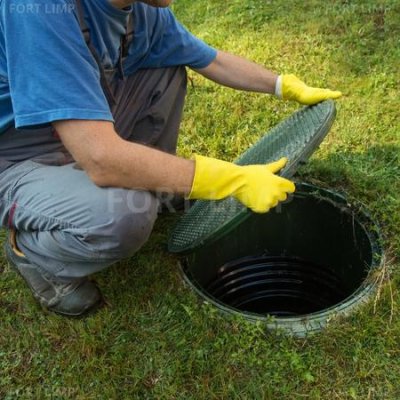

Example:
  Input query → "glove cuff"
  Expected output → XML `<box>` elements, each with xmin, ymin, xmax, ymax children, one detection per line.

<box><xmin>275</xmin><ymin>75</ymin><xmax>283</xmax><ymax>99</ymax></box>
<box><xmin>188</xmin><ymin>155</ymin><xmax>242</xmax><ymax>201</ymax></box>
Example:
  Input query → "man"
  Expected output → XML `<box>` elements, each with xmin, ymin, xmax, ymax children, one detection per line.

<box><xmin>0</xmin><ymin>0</ymin><xmax>341</xmax><ymax>316</ymax></box>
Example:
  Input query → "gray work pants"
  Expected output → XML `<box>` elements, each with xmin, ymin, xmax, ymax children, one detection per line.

<box><xmin>0</xmin><ymin>67</ymin><xmax>187</xmax><ymax>279</ymax></box>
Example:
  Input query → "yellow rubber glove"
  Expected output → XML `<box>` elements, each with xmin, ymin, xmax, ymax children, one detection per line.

<box><xmin>188</xmin><ymin>155</ymin><xmax>295</xmax><ymax>213</ymax></box>
<box><xmin>278</xmin><ymin>74</ymin><xmax>342</xmax><ymax>105</ymax></box>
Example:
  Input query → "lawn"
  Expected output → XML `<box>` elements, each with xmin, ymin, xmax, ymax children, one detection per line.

<box><xmin>1</xmin><ymin>0</ymin><xmax>399</xmax><ymax>399</ymax></box>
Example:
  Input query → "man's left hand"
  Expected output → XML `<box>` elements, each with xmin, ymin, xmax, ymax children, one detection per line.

<box><xmin>277</xmin><ymin>74</ymin><xmax>342</xmax><ymax>105</ymax></box>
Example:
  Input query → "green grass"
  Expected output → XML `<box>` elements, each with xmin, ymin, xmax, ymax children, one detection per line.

<box><xmin>1</xmin><ymin>0</ymin><xmax>399</xmax><ymax>398</ymax></box>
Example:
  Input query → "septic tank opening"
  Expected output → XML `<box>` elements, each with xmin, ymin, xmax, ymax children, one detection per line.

<box><xmin>206</xmin><ymin>255</ymin><xmax>351</xmax><ymax>316</ymax></box>
<box><xmin>181</xmin><ymin>184</ymin><xmax>382</xmax><ymax>335</ymax></box>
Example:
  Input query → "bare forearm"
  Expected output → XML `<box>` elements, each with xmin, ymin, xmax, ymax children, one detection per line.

<box><xmin>195</xmin><ymin>50</ymin><xmax>278</xmax><ymax>94</ymax></box>
<box><xmin>97</xmin><ymin>140</ymin><xmax>195</xmax><ymax>194</ymax></box>
<box><xmin>54</xmin><ymin>120</ymin><xmax>195</xmax><ymax>194</ymax></box>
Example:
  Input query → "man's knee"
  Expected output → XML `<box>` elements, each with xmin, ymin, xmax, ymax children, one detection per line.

<box><xmin>88</xmin><ymin>189</ymin><xmax>159</xmax><ymax>260</ymax></box>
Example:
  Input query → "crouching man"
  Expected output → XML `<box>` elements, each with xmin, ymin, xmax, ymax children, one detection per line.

<box><xmin>0</xmin><ymin>0</ymin><xmax>341</xmax><ymax>315</ymax></box>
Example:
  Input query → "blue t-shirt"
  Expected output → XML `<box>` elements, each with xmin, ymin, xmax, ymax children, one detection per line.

<box><xmin>0</xmin><ymin>0</ymin><xmax>217</xmax><ymax>132</ymax></box>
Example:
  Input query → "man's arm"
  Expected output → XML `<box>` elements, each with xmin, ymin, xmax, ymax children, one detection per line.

<box><xmin>195</xmin><ymin>50</ymin><xmax>342</xmax><ymax>105</ymax></box>
<box><xmin>194</xmin><ymin>50</ymin><xmax>278</xmax><ymax>94</ymax></box>
<box><xmin>53</xmin><ymin>120</ymin><xmax>195</xmax><ymax>194</ymax></box>
<box><xmin>53</xmin><ymin>119</ymin><xmax>295</xmax><ymax>214</ymax></box>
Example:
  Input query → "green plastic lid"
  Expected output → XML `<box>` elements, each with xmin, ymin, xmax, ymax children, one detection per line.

<box><xmin>169</xmin><ymin>100</ymin><xmax>337</xmax><ymax>254</ymax></box>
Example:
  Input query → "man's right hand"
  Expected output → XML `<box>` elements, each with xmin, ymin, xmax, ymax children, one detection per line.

<box><xmin>53</xmin><ymin>120</ymin><xmax>294</xmax><ymax>213</ymax></box>
<box><xmin>188</xmin><ymin>155</ymin><xmax>295</xmax><ymax>213</ymax></box>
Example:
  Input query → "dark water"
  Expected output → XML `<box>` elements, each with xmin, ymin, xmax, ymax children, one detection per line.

<box><xmin>206</xmin><ymin>255</ymin><xmax>350</xmax><ymax>317</ymax></box>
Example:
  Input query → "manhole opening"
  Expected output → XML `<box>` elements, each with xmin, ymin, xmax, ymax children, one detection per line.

<box><xmin>182</xmin><ymin>184</ymin><xmax>381</xmax><ymax>323</ymax></box>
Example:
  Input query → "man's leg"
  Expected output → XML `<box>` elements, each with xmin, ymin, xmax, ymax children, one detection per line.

<box><xmin>0</xmin><ymin>161</ymin><xmax>158</xmax><ymax>279</ymax></box>
<box><xmin>113</xmin><ymin>66</ymin><xmax>187</xmax><ymax>154</ymax></box>
<box><xmin>0</xmin><ymin>67</ymin><xmax>187</xmax><ymax>314</ymax></box>
<box><xmin>0</xmin><ymin>159</ymin><xmax>158</xmax><ymax>315</ymax></box>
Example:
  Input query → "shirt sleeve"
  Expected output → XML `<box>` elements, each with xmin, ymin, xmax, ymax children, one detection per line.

<box><xmin>157</xmin><ymin>9</ymin><xmax>217</xmax><ymax>69</ymax></box>
<box><xmin>127</xmin><ymin>5</ymin><xmax>217</xmax><ymax>72</ymax></box>
<box><xmin>1</xmin><ymin>0</ymin><xmax>113</xmax><ymax>129</ymax></box>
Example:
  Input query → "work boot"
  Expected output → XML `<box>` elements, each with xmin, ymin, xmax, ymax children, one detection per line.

<box><xmin>5</xmin><ymin>230</ymin><xmax>103</xmax><ymax>316</ymax></box>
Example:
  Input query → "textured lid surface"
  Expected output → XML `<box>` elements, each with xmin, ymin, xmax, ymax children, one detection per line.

<box><xmin>169</xmin><ymin>100</ymin><xmax>337</xmax><ymax>254</ymax></box>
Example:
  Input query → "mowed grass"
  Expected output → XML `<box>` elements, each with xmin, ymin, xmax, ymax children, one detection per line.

<box><xmin>1</xmin><ymin>0</ymin><xmax>399</xmax><ymax>399</ymax></box>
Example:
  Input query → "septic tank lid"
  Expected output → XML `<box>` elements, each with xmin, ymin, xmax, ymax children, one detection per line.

<box><xmin>168</xmin><ymin>100</ymin><xmax>337</xmax><ymax>254</ymax></box>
